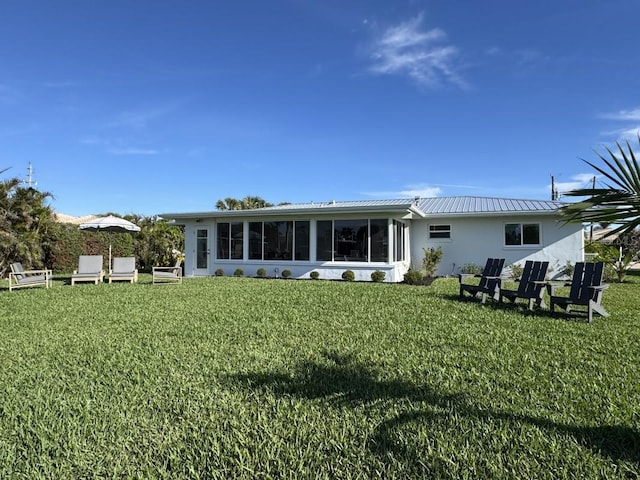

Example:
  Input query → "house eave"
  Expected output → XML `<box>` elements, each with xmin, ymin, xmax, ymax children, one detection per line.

<box><xmin>161</xmin><ymin>204</ymin><xmax>420</xmax><ymax>221</ymax></box>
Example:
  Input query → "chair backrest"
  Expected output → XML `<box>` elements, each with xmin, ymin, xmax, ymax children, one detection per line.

<box><xmin>569</xmin><ymin>262</ymin><xmax>605</xmax><ymax>303</ymax></box>
<box><xmin>78</xmin><ymin>255</ymin><xmax>103</xmax><ymax>274</ymax></box>
<box><xmin>516</xmin><ymin>261</ymin><xmax>549</xmax><ymax>296</ymax></box>
<box><xmin>10</xmin><ymin>262</ymin><xmax>25</xmax><ymax>280</ymax></box>
<box><xmin>171</xmin><ymin>259</ymin><xmax>182</xmax><ymax>274</ymax></box>
<box><xmin>112</xmin><ymin>257</ymin><xmax>135</xmax><ymax>273</ymax></box>
<box><xmin>482</xmin><ymin>258</ymin><xmax>505</xmax><ymax>277</ymax></box>
<box><xmin>478</xmin><ymin>258</ymin><xmax>505</xmax><ymax>289</ymax></box>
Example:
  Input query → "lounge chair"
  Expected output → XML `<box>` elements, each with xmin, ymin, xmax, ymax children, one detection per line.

<box><xmin>71</xmin><ymin>255</ymin><xmax>105</xmax><ymax>285</ymax></box>
<box><xmin>459</xmin><ymin>258</ymin><xmax>505</xmax><ymax>303</ymax></box>
<box><xmin>499</xmin><ymin>260</ymin><xmax>549</xmax><ymax>310</ymax></box>
<box><xmin>109</xmin><ymin>257</ymin><xmax>138</xmax><ymax>283</ymax></box>
<box><xmin>9</xmin><ymin>262</ymin><xmax>52</xmax><ymax>291</ymax></box>
<box><xmin>548</xmin><ymin>262</ymin><xmax>609</xmax><ymax>323</ymax></box>
<box><xmin>152</xmin><ymin>259</ymin><xmax>182</xmax><ymax>284</ymax></box>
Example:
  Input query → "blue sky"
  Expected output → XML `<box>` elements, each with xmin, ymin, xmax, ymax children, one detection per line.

<box><xmin>1</xmin><ymin>0</ymin><xmax>639</xmax><ymax>217</ymax></box>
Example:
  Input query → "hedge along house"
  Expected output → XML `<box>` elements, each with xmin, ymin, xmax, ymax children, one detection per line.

<box><xmin>160</xmin><ymin>196</ymin><xmax>584</xmax><ymax>282</ymax></box>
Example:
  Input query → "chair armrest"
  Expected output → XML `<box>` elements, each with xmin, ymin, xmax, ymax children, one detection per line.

<box><xmin>21</xmin><ymin>269</ymin><xmax>52</xmax><ymax>276</ymax></box>
<box><xmin>588</xmin><ymin>284</ymin><xmax>609</xmax><ymax>291</ymax></box>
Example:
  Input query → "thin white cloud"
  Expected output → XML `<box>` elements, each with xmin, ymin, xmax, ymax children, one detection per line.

<box><xmin>367</xmin><ymin>14</ymin><xmax>466</xmax><ymax>89</ymax></box>
<box><xmin>109</xmin><ymin>147</ymin><xmax>158</xmax><ymax>156</ymax></box>
<box><xmin>365</xmin><ymin>183</ymin><xmax>443</xmax><ymax>198</ymax></box>
<box><xmin>398</xmin><ymin>185</ymin><xmax>442</xmax><ymax>197</ymax></box>
<box><xmin>106</xmin><ymin>103</ymin><xmax>180</xmax><ymax>130</ymax></box>
<box><xmin>600</xmin><ymin>108</ymin><xmax>640</xmax><ymax>121</ymax></box>
<box><xmin>553</xmin><ymin>173</ymin><xmax>598</xmax><ymax>196</ymax></box>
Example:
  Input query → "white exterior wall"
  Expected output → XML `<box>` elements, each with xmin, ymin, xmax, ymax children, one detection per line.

<box><xmin>410</xmin><ymin>215</ymin><xmax>584</xmax><ymax>278</ymax></box>
<box><xmin>179</xmin><ymin>212</ymin><xmax>583</xmax><ymax>282</ymax></box>
<box><xmin>181</xmin><ymin>215</ymin><xmax>411</xmax><ymax>282</ymax></box>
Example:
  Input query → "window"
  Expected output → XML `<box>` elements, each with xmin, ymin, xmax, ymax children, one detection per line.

<box><xmin>394</xmin><ymin>220</ymin><xmax>406</xmax><ymax>262</ymax></box>
<box><xmin>315</xmin><ymin>219</ymin><xmax>391</xmax><ymax>263</ymax></box>
<box><xmin>505</xmin><ymin>223</ymin><xmax>540</xmax><ymax>246</ymax></box>
<box><xmin>316</xmin><ymin>221</ymin><xmax>333</xmax><ymax>261</ymax></box>
<box><xmin>248</xmin><ymin>222</ymin><xmax>262</xmax><ymax>259</ymax></box>
<box><xmin>248</xmin><ymin>220</ymin><xmax>309</xmax><ymax>261</ymax></box>
<box><xmin>295</xmin><ymin>221</ymin><xmax>310</xmax><ymax>261</ymax></box>
<box><xmin>217</xmin><ymin>222</ymin><xmax>243</xmax><ymax>259</ymax></box>
<box><xmin>334</xmin><ymin>219</ymin><xmax>368</xmax><ymax>261</ymax></box>
<box><xmin>429</xmin><ymin>224</ymin><xmax>451</xmax><ymax>239</ymax></box>
<box><xmin>370</xmin><ymin>219</ymin><xmax>388</xmax><ymax>262</ymax></box>
<box><xmin>264</xmin><ymin>221</ymin><xmax>293</xmax><ymax>260</ymax></box>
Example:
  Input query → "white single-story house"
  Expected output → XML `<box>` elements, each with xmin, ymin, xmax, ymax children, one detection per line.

<box><xmin>160</xmin><ymin>196</ymin><xmax>584</xmax><ymax>282</ymax></box>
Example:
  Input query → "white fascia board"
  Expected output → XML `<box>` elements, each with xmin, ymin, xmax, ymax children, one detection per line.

<box><xmin>161</xmin><ymin>205</ymin><xmax>417</xmax><ymax>220</ymax></box>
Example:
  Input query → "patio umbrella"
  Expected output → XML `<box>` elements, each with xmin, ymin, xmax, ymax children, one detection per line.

<box><xmin>79</xmin><ymin>215</ymin><xmax>141</xmax><ymax>268</ymax></box>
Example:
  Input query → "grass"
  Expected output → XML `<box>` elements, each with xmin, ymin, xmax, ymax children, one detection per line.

<box><xmin>0</xmin><ymin>274</ymin><xmax>639</xmax><ymax>479</ymax></box>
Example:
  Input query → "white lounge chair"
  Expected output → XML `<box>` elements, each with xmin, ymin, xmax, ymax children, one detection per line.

<box><xmin>9</xmin><ymin>262</ymin><xmax>52</xmax><ymax>291</ymax></box>
<box><xmin>152</xmin><ymin>259</ymin><xmax>182</xmax><ymax>284</ymax></box>
<box><xmin>109</xmin><ymin>257</ymin><xmax>138</xmax><ymax>283</ymax></box>
<box><xmin>71</xmin><ymin>255</ymin><xmax>105</xmax><ymax>285</ymax></box>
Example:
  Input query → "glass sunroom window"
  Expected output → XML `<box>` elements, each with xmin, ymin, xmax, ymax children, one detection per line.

<box><xmin>248</xmin><ymin>220</ymin><xmax>310</xmax><ymax>261</ymax></box>
<box><xmin>316</xmin><ymin>220</ymin><xmax>333</xmax><ymax>261</ymax></box>
<box><xmin>230</xmin><ymin>222</ymin><xmax>243</xmax><ymax>259</ymax></box>
<box><xmin>295</xmin><ymin>221</ymin><xmax>310</xmax><ymax>261</ymax></box>
<box><xmin>217</xmin><ymin>222</ymin><xmax>244</xmax><ymax>259</ymax></box>
<box><xmin>394</xmin><ymin>220</ymin><xmax>406</xmax><ymax>261</ymax></box>
<box><xmin>334</xmin><ymin>219</ymin><xmax>368</xmax><ymax>261</ymax></box>
<box><xmin>264</xmin><ymin>221</ymin><xmax>293</xmax><ymax>260</ymax></box>
<box><xmin>248</xmin><ymin>222</ymin><xmax>262</xmax><ymax>259</ymax></box>
<box><xmin>370</xmin><ymin>219</ymin><xmax>388</xmax><ymax>262</ymax></box>
<box><xmin>216</xmin><ymin>223</ymin><xmax>230</xmax><ymax>259</ymax></box>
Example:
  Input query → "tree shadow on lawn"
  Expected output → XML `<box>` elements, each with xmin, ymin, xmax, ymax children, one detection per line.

<box><xmin>226</xmin><ymin>351</ymin><xmax>639</xmax><ymax>470</ymax></box>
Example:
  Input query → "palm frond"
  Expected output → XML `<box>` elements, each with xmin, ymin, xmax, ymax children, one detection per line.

<box><xmin>560</xmin><ymin>136</ymin><xmax>640</xmax><ymax>236</ymax></box>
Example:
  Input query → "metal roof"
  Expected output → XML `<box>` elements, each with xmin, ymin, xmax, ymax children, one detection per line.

<box><xmin>417</xmin><ymin>196</ymin><xmax>564</xmax><ymax>215</ymax></box>
<box><xmin>161</xmin><ymin>196</ymin><xmax>564</xmax><ymax>220</ymax></box>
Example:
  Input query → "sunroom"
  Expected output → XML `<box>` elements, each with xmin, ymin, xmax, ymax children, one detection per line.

<box><xmin>161</xmin><ymin>199</ymin><xmax>424</xmax><ymax>282</ymax></box>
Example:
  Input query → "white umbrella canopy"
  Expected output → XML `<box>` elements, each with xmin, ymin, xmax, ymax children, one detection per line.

<box><xmin>79</xmin><ymin>215</ymin><xmax>141</xmax><ymax>268</ymax></box>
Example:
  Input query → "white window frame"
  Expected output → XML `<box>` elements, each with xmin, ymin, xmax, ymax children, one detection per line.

<box><xmin>429</xmin><ymin>224</ymin><xmax>451</xmax><ymax>240</ymax></box>
<box><xmin>504</xmin><ymin>222</ymin><xmax>541</xmax><ymax>247</ymax></box>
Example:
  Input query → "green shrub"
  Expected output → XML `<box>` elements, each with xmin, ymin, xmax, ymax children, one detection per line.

<box><xmin>310</xmin><ymin>271</ymin><xmax>320</xmax><ymax>280</ymax></box>
<box><xmin>342</xmin><ymin>270</ymin><xmax>355</xmax><ymax>282</ymax></box>
<box><xmin>256</xmin><ymin>267</ymin><xmax>267</xmax><ymax>278</ymax></box>
<box><xmin>281</xmin><ymin>269</ymin><xmax>292</xmax><ymax>278</ymax></box>
<box><xmin>560</xmin><ymin>261</ymin><xmax>574</xmax><ymax>278</ymax></box>
<box><xmin>422</xmin><ymin>247</ymin><xmax>443</xmax><ymax>277</ymax></box>
<box><xmin>215</xmin><ymin>268</ymin><xmax>225</xmax><ymax>277</ymax></box>
<box><xmin>371</xmin><ymin>270</ymin><xmax>385</xmax><ymax>283</ymax></box>
<box><xmin>460</xmin><ymin>263</ymin><xmax>483</xmax><ymax>275</ymax></box>
<box><xmin>233</xmin><ymin>268</ymin><xmax>244</xmax><ymax>277</ymax></box>
<box><xmin>403</xmin><ymin>268</ymin><xmax>425</xmax><ymax>285</ymax></box>
<box><xmin>509</xmin><ymin>263</ymin><xmax>524</xmax><ymax>281</ymax></box>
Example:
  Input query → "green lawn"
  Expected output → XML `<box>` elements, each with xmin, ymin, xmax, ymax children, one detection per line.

<box><xmin>1</xmin><ymin>274</ymin><xmax>639</xmax><ymax>479</ymax></box>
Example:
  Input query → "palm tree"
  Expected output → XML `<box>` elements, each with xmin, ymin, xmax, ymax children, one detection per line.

<box><xmin>560</xmin><ymin>135</ymin><xmax>640</xmax><ymax>237</ymax></box>
<box><xmin>216</xmin><ymin>197</ymin><xmax>242</xmax><ymax>210</ymax></box>
<box><xmin>0</xmin><ymin>171</ymin><xmax>53</xmax><ymax>275</ymax></box>
<box><xmin>216</xmin><ymin>196</ymin><xmax>273</xmax><ymax>210</ymax></box>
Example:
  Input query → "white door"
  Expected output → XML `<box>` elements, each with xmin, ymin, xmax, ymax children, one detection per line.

<box><xmin>194</xmin><ymin>228</ymin><xmax>210</xmax><ymax>275</ymax></box>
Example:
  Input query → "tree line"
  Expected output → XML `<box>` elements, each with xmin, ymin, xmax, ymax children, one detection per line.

<box><xmin>1</xmin><ymin>168</ymin><xmax>183</xmax><ymax>276</ymax></box>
